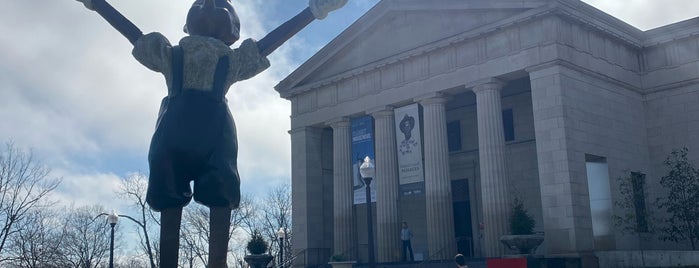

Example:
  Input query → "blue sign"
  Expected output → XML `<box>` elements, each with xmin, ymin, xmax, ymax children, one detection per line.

<box><xmin>351</xmin><ymin>116</ymin><xmax>375</xmax><ymax>204</ymax></box>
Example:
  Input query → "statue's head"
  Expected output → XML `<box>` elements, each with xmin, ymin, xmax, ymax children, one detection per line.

<box><xmin>185</xmin><ymin>0</ymin><xmax>240</xmax><ymax>46</ymax></box>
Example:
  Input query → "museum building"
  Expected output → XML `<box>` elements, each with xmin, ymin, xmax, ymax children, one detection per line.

<box><xmin>274</xmin><ymin>0</ymin><xmax>699</xmax><ymax>266</ymax></box>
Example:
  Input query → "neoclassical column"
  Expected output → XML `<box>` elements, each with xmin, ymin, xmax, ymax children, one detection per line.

<box><xmin>472</xmin><ymin>79</ymin><xmax>509</xmax><ymax>257</ymax></box>
<box><xmin>371</xmin><ymin>107</ymin><xmax>401</xmax><ymax>262</ymax></box>
<box><xmin>329</xmin><ymin>118</ymin><xmax>354</xmax><ymax>258</ymax></box>
<box><xmin>418</xmin><ymin>96</ymin><xmax>456</xmax><ymax>260</ymax></box>
<box><xmin>289</xmin><ymin>126</ymin><xmax>327</xmax><ymax>267</ymax></box>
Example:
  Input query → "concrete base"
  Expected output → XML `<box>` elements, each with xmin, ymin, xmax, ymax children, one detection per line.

<box><xmin>491</xmin><ymin>254</ymin><xmax>597</xmax><ymax>268</ymax></box>
<box><xmin>596</xmin><ymin>250</ymin><xmax>699</xmax><ymax>268</ymax></box>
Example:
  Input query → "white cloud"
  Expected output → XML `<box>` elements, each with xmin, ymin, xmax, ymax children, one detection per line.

<box><xmin>582</xmin><ymin>0</ymin><xmax>699</xmax><ymax>30</ymax></box>
<box><xmin>50</xmin><ymin>170</ymin><xmax>126</xmax><ymax>210</ymax></box>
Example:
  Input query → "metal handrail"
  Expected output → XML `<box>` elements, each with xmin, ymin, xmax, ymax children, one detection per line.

<box><xmin>413</xmin><ymin>240</ymin><xmax>457</xmax><ymax>268</ymax></box>
<box><xmin>277</xmin><ymin>248</ymin><xmax>307</xmax><ymax>268</ymax></box>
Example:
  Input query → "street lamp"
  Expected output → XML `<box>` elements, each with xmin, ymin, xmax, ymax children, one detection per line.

<box><xmin>107</xmin><ymin>211</ymin><xmax>119</xmax><ymax>268</ymax></box>
<box><xmin>277</xmin><ymin>228</ymin><xmax>286</xmax><ymax>268</ymax></box>
<box><xmin>359</xmin><ymin>156</ymin><xmax>376</xmax><ymax>268</ymax></box>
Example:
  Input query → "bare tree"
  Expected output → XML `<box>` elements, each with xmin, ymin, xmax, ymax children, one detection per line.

<box><xmin>180</xmin><ymin>195</ymin><xmax>255</xmax><ymax>267</ymax></box>
<box><xmin>114</xmin><ymin>257</ymin><xmax>149</xmax><ymax>268</ymax></box>
<box><xmin>0</xmin><ymin>142</ymin><xmax>61</xmax><ymax>262</ymax></box>
<box><xmin>181</xmin><ymin>204</ymin><xmax>210</xmax><ymax>267</ymax></box>
<box><xmin>60</xmin><ymin>205</ymin><xmax>117</xmax><ymax>268</ymax></box>
<box><xmin>117</xmin><ymin>173</ymin><xmax>158</xmax><ymax>268</ymax></box>
<box><xmin>6</xmin><ymin>209</ymin><xmax>65</xmax><ymax>267</ymax></box>
<box><xmin>259</xmin><ymin>184</ymin><xmax>292</xmax><ymax>267</ymax></box>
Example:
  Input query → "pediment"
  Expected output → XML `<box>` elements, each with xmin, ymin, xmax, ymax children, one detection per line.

<box><xmin>276</xmin><ymin>0</ymin><xmax>554</xmax><ymax>96</ymax></box>
<box><xmin>304</xmin><ymin>8</ymin><xmax>527</xmax><ymax>84</ymax></box>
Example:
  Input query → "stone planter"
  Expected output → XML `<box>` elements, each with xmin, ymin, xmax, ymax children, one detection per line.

<box><xmin>500</xmin><ymin>234</ymin><xmax>545</xmax><ymax>255</ymax></box>
<box><xmin>244</xmin><ymin>254</ymin><xmax>274</xmax><ymax>268</ymax></box>
<box><xmin>328</xmin><ymin>261</ymin><xmax>356</xmax><ymax>268</ymax></box>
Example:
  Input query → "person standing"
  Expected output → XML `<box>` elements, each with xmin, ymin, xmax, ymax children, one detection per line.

<box><xmin>401</xmin><ymin>221</ymin><xmax>414</xmax><ymax>262</ymax></box>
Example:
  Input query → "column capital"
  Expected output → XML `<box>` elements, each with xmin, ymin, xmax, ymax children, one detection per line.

<box><xmin>326</xmin><ymin>117</ymin><xmax>350</xmax><ymax>129</ymax></box>
<box><xmin>471</xmin><ymin>78</ymin><xmax>506</xmax><ymax>94</ymax></box>
<box><xmin>368</xmin><ymin>106</ymin><xmax>395</xmax><ymax>118</ymax></box>
<box><xmin>415</xmin><ymin>92</ymin><xmax>449</xmax><ymax>105</ymax></box>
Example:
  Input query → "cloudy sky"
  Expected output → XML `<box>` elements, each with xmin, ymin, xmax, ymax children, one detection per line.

<box><xmin>1</xmin><ymin>0</ymin><xmax>698</xmax><ymax>230</ymax></box>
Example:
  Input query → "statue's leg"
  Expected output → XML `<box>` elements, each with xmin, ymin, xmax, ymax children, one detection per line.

<box><xmin>209</xmin><ymin>206</ymin><xmax>232</xmax><ymax>268</ymax></box>
<box><xmin>160</xmin><ymin>207</ymin><xmax>183</xmax><ymax>268</ymax></box>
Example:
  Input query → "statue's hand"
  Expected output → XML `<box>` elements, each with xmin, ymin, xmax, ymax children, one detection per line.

<box><xmin>76</xmin><ymin>0</ymin><xmax>95</xmax><ymax>10</ymax></box>
<box><xmin>309</xmin><ymin>0</ymin><xmax>348</xmax><ymax>20</ymax></box>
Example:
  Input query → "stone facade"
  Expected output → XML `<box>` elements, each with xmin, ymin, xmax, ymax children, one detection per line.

<box><xmin>276</xmin><ymin>0</ymin><xmax>699</xmax><ymax>266</ymax></box>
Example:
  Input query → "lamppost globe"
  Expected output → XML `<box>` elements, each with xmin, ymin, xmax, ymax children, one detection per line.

<box><xmin>359</xmin><ymin>156</ymin><xmax>375</xmax><ymax>179</ymax></box>
<box><xmin>108</xmin><ymin>211</ymin><xmax>119</xmax><ymax>226</ymax></box>
<box><xmin>277</xmin><ymin>228</ymin><xmax>286</xmax><ymax>239</ymax></box>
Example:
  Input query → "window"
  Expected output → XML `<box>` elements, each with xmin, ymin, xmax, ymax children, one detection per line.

<box><xmin>447</xmin><ymin>121</ymin><xmax>461</xmax><ymax>152</ymax></box>
<box><xmin>502</xmin><ymin>109</ymin><xmax>514</xmax><ymax>141</ymax></box>
<box><xmin>586</xmin><ymin>154</ymin><xmax>614</xmax><ymax>249</ymax></box>
<box><xmin>631</xmin><ymin>172</ymin><xmax>649</xmax><ymax>232</ymax></box>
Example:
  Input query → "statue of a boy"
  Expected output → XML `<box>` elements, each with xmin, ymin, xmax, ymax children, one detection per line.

<box><xmin>73</xmin><ymin>0</ymin><xmax>346</xmax><ymax>267</ymax></box>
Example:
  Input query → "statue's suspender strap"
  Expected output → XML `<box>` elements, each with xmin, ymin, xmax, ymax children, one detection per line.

<box><xmin>212</xmin><ymin>55</ymin><xmax>230</xmax><ymax>99</ymax></box>
<box><xmin>169</xmin><ymin>45</ymin><xmax>228</xmax><ymax>100</ymax></box>
<box><xmin>171</xmin><ymin>45</ymin><xmax>184</xmax><ymax>97</ymax></box>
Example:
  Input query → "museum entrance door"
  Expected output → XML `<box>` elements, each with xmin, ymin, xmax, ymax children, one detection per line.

<box><xmin>452</xmin><ymin>179</ymin><xmax>473</xmax><ymax>257</ymax></box>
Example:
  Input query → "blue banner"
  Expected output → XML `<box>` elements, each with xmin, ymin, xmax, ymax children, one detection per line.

<box><xmin>351</xmin><ymin>116</ymin><xmax>376</xmax><ymax>204</ymax></box>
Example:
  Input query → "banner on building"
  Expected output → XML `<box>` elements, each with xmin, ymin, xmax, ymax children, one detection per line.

<box><xmin>351</xmin><ymin>116</ymin><xmax>376</xmax><ymax>204</ymax></box>
<box><xmin>394</xmin><ymin>104</ymin><xmax>425</xmax><ymax>195</ymax></box>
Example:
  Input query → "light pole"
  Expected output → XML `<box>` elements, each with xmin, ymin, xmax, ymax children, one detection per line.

<box><xmin>107</xmin><ymin>211</ymin><xmax>119</xmax><ymax>268</ymax></box>
<box><xmin>277</xmin><ymin>228</ymin><xmax>286</xmax><ymax>268</ymax></box>
<box><xmin>359</xmin><ymin>156</ymin><xmax>376</xmax><ymax>268</ymax></box>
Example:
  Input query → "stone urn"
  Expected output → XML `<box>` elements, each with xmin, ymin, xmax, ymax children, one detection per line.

<box><xmin>244</xmin><ymin>254</ymin><xmax>274</xmax><ymax>268</ymax></box>
<box><xmin>500</xmin><ymin>234</ymin><xmax>544</xmax><ymax>254</ymax></box>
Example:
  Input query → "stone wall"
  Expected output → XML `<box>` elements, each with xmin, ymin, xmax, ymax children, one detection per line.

<box><xmin>529</xmin><ymin>62</ymin><xmax>649</xmax><ymax>254</ymax></box>
<box><xmin>597</xmin><ymin>250</ymin><xmax>699</xmax><ymax>268</ymax></box>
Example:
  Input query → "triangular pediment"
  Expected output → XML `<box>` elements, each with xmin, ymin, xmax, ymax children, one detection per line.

<box><xmin>307</xmin><ymin>9</ymin><xmax>526</xmax><ymax>83</ymax></box>
<box><xmin>276</xmin><ymin>0</ymin><xmax>555</xmax><ymax>96</ymax></box>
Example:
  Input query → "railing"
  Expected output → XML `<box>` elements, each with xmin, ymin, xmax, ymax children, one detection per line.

<box><xmin>278</xmin><ymin>248</ymin><xmax>307</xmax><ymax>268</ymax></box>
<box><xmin>412</xmin><ymin>239</ymin><xmax>458</xmax><ymax>268</ymax></box>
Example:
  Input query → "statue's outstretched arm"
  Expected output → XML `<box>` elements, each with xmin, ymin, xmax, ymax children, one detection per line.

<box><xmin>257</xmin><ymin>0</ymin><xmax>347</xmax><ymax>57</ymax></box>
<box><xmin>76</xmin><ymin>0</ymin><xmax>143</xmax><ymax>45</ymax></box>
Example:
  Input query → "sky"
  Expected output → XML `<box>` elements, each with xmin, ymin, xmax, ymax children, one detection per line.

<box><xmin>1</xmin><ymin>0</ymin><xmax>699</xmax><ymax>251</ymax></box>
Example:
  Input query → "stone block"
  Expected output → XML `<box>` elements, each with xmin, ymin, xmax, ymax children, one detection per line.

<box><xmin>337</xmin><ymin>78</ymin><xmax>357</xmax><ymax>102</ymax></box>
<box><xmin>298</xmin><ymin>92</ymin><xmax>317</xmax><ymax>114</ymax></box>
<box><xmin>317</xmin><ymin>85</ymin><xmax>337</xmax><ymax>108</ymax></box>
<box><xmin>487</xmin><ymin>30</ymin><xmax>511</xmax><ymax>58</ymax></box>
<box><xmin>519</xmin><ymin>19</ymin><xmax>546</xmax><ymax>49</ymax></box>
<box><xmin>456</xmin><ymin>39</ymin><xmax>481</xmax><ymax>67</ymax></box>
<box><xmin>358</xmin><ymin>70</ymin><xmax>381</xmax><ymax>95</ymax></box>
<box><xmin>403</xmin><ymin>55</ymin><xmax>429</xmax><ymax>82</ymax></box>
<box><xmin>381</xmin><ymin>64</ymin><xmax>404</xmax><ymax>89</ymax></box>
<box><xmin>429</xmin><ymin>46</ymin><xmax>455</xmax><ymax>76</ymax></box>
<box><xmin>644</xmin><ymin>45</ymin><xmax>667</xmax><ymax>70</ymax></box>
